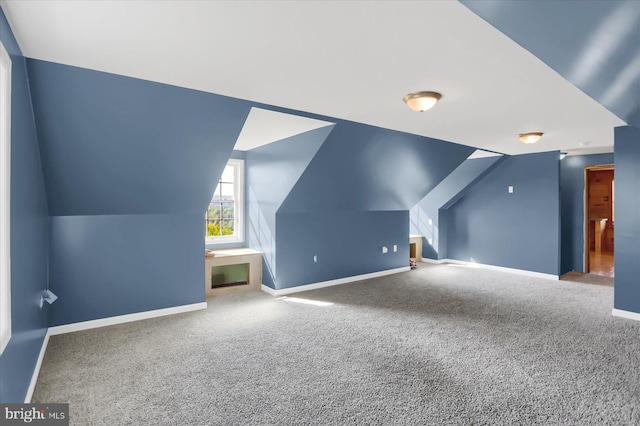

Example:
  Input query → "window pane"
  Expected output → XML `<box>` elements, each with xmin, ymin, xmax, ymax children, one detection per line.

<box><xmin>221</xmin><ymin>219</ymin><xmax>234</xmax><ymax>236</ymax></box>
<box><xmin>205</xmin><ymin>159</ymin><xmax>243</xmax><ymax>241</ymax></box>
<box><xmin>219</xmin><ymin>183</ymin><xmax>234</xmax><ymax>199</ymax></box>
<box><xmin>220</xmin><ymin>165</ymin><xmax>234</xmax><ymax>183</ymax></box>
<box><xmin>221</xmin><ymin>202</ymin><xmax>234</xmax><ymax>219</ymax></box>
<box><xmin>207</xmin><ymin>203</ymin><xmax>221</xmax><ymax>220</ymax></box>
<box><xmin>206</xmin><ymin>219</ymin><xmax>221</xmax><ymax>237</ymax></box>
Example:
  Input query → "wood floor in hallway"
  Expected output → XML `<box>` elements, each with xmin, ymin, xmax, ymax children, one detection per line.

<box><xmin>589</xmin><ymin>250</ymin><xmax>614</xmax><ymax>277</ymax></box>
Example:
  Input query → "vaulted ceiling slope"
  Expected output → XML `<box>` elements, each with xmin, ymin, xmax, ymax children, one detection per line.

<box><xmin>0</xmin><ymin>0</ymin><xmax>624</xmax><ymax>155</ymax></box>
<box><xmin>27</xmin><ymin>59</ymin><xmax>250</xmax><ymax>216</ymax></box>
<box><xmin>246</xmin><ymin>125</ymin><xmax>334</xmax><ymax>233</ymax></box>
<box><xmin>410</xmin><ymin>154</ymin><xmax>505</xmax><ymax>259</ymax></box>
<box><xmin>26</xmin><ymin>56</ymin><xmax>474</xmax><ymax>220</ymax></box>
<box><xmin>461</xmin><ymin>0</ymin><xmax>640</xmax><ymax>129</ymax></box>
<box><xmin>280</xmin><ymin>123</ymin><xmax>475</xmax><ymax>213</ymax></box>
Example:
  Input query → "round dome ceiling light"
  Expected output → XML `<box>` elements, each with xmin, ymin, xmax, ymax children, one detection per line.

<box><xmin>403</xmin><ymin>91</ymin><xmax>442</xmax><ymax>112</ymax></box>
<box><xmin>519</xmin><ymin>132</ymin><xmax>544</xmax><ymax>144</ymax></box>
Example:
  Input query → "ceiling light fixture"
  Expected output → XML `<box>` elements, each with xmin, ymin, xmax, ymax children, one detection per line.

<box><xmin>403</xmin><ymin>91</ymin><xmax>442</xmax><ymax>112</ymax></box>
<box><xmin>518</xmin><ymin>132</ymin><xmax>543</xmax><ymax>144</ymax></box>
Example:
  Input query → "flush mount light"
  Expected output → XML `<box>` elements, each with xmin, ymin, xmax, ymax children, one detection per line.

<box><xmin>518</xmin><ymin>132</ymin><xmax>543</xmax><ymax>144</ymax></box>
<box><xmin>403</xmin><ymin>91</ymin><xmax>442</xmax><ymax>112</ymax></box>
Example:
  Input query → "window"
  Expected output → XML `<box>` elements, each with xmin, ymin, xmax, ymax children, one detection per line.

<box><xmin>205</xmin><ymin>159</ymin><xmax>244</xmax><ymax>243</ymax></box>
<box><xmin>0</xmin><ymin>41</ymin><xmax>12</xmax><ymax>355</ymax></box>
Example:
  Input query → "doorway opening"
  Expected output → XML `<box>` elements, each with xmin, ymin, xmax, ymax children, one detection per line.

<box><xmin>584</xmin><ymin>165</ymin><xmax>614</xmax><ymax>277</ymax></box>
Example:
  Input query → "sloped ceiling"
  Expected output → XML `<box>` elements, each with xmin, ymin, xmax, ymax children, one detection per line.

<box><xmin>0</xmin><ymin>0</ymin><xmax>625</xmax><ymax>155</ymax></box>
<box><xmin>246</xmin><ymin>125</ymin><xmax>335</xmax><ymax>232</ymax></box>
<box><xmin>462</xmin><ymin>0</ymin><xmax>640</xmax><ymax>130</ymax></box>
<box><xmin>234</xmin><ymin>108</ymin><xmax>333</xmax><ymax>151</ymax></box>
<box><xmin>27</xmin><ymin>59</ymin><xmax>250</xmax><ymax>216</ymax></box>
<box><xmin>280</xmin><ymin>123</ymin><xmax>475</xmax><ymax>213</ymax></box>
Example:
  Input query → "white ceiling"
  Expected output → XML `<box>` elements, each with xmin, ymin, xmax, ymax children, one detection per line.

<box><xmin>468</xmin><ymin>150</ymin><xmax>503</xmax><ymax>160</ymax></box>
<box><xmin>0</xmin><ymin>0</ymin><xmax>625</xmax><ymax>155</ymax></box>
<box><xmin>234</xmin><ymin>108</ymin><xmax>333</xmax><ymax>151</ymax></box>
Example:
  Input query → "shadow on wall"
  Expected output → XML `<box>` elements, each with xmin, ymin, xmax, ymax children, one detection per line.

<box><xmin>409</xmin><ymin>205</ymin><xmax>439</xmax><ymax>259</ymax></box>
<box><xmin>247</xmin><ymin>186</ymin><xmax>277</xmax><ymax>287</ymax></box>
<box><xmin>409</xmin><ymin>154</ymin><xmax>505</xmax><ymax>262</ymax></box>
<box><xmin>445</xmin><ymin>151</ymin><xmax>561</xmax><ymax>275</ymax></box>
<box><xmin>243</xmin><ymin>125</ymin><xmax>336</xmax><ymax>289</ymax></box>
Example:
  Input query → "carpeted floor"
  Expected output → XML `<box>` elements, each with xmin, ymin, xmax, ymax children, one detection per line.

<box><xmin>561</xmin><ymin>271</ymin><xmax>614</xmax><ymax>286</ymax></box>
<box><xmin>33</xmin><ymin>263</ymin><xmax>640</xmax><ymax>425</ymax></box>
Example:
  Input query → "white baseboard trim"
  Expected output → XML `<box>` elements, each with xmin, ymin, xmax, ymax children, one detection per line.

<box><xmin>261</xmin><ymin>286</ymin><xmax>278</xmax><ymax>296</ymax></box>
<box><xmin>24</xmin><ymin>329</ymin><xmax>51</xmax><ymax>403</ymax></box>
<box><xmin>612</xmin><ymin>308</ymin><xmax>640</xmax><ymax>322</ymax></box>
<box><xmin>48</xmin><ymin>302</ymin><xmax>208</xmax><ymax>336</ymax></box>
<box><xmin>422</xmin><ymin>258</ymin><xmax>559</xmax><ymax>280</ymax></box>
<box><xmin>261</xmin><ymin>266</ymin><xmax>411</xmax><ymax>297</ymax></box>
<box><xmin>420</xmin><ymin>258</ymin><xmax>446</xmax><ymax>264</ymax></box>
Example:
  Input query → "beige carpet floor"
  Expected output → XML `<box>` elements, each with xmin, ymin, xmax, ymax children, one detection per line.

<box><xmin>33</xmin><ymin>263</ymin><xmax>640</xmax><ymax>425</ymax></box>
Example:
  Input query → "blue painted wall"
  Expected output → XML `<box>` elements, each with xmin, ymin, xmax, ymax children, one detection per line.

<box><xmin>461</xmin><ymin>0</ymin><xmax>640</xmax><ymax>128</ymax></box>
<box><xmin>26</xmin><ymin>60</ymin><xmax>251</xmax><ymax>325</ymax></box>
<box><xmin>446</xmin><ymin>151</ymin><xmax>561</xmax><ymax>275</ymax></box>
<box><xmin>48</xmin><ymin>214</ymin><xmax>204</xmax><ymax>326</ymax></box>
<box><xmin>0</xmin><ymin>8</ymin><xmax>50</xmax><ymax>403</ymax></box>
<box><xmin>245</xmin><ymin>126</ymin><xmax>333</xmax><ymax>285</ymax></box>
<box><xmin>613</xmin><ymin>126</ymin><xmax>640</xmax><ymax>314</ymax></box>
<box><xmin>25</xmin><ymin>57</ymin><xmax>475</xmax><ymax>313</ymax></box>
<box><xmin>267</xmin><ymin>121</ymin><xmax>474</xmax><ymax>289</ymax></box>
<box><xmin>559</xmin><ymin>153</ymin><xmax>614</xmax><ymax>274</ymax></box>
<box><xmin>281</xmin><ymin>123</ymin><xmax>475</xmax><ymax>213</ymax></box>
<box><xmin>410</xmin><ymin>155</ymin><xmax>504</xmax><ymax>260</ymax></box>
<box><xmin>247</xmin><ymin>127</ymin><xmax>333</xmax><ymax>233</ymax></box>
<box><xmin>276</xmin><ymin>211</ymin><xmax>409</xmax><ymax>289</ymax></box>
<box><xmin>239</xmin><ymin>117</ymin><xmax>474</xmax><ymax>290</ymax></box>
<box><xmin>26</xmin><ymin>60</ymin><xmax>250</xmax><ymax>216</ymax></box>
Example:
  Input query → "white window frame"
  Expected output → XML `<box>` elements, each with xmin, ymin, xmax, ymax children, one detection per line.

<box><xmin>0</xmin><ymin>41</ymin><xmax>12</xmax><ymax>355</ymax></box>
<box><xmin>205</xmin><ymin>159</ymin><xmax>244</xmax><ymax>244</ymax></box>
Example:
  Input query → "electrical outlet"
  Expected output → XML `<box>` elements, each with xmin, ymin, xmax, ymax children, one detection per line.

<box><xmin>508</xmin><ymin>185</ymin><xmax>514</xmax><ymax>193</ymax></box>
<box><xmin>382</xmin><ymin>246</ymin><xmax>388</xmax><ymax>254</ymax></box>
<box><xmin>313</xmin><ymin>255</ymin><xmax>318</xmax><ymax>263</ymax></box>
<box><xmin>393</xmin><ymin>245</ymin><xmax>398</xmax><ymax>252</ymax></box>
<box><xmin>43</xmin><ymin>289</ymin><xmax>58</xmax><ymax>304</ymax></box>
<box><xmin>428</xmin><ymin>218</ymin><xmax>433</xmax><ymax>225</ymax></box>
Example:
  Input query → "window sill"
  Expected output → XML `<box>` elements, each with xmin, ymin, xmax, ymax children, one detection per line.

<box><xmin>206</xmin><ymin>237</ymin><xmax>244</xmax><ymax>246</ymax></box>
